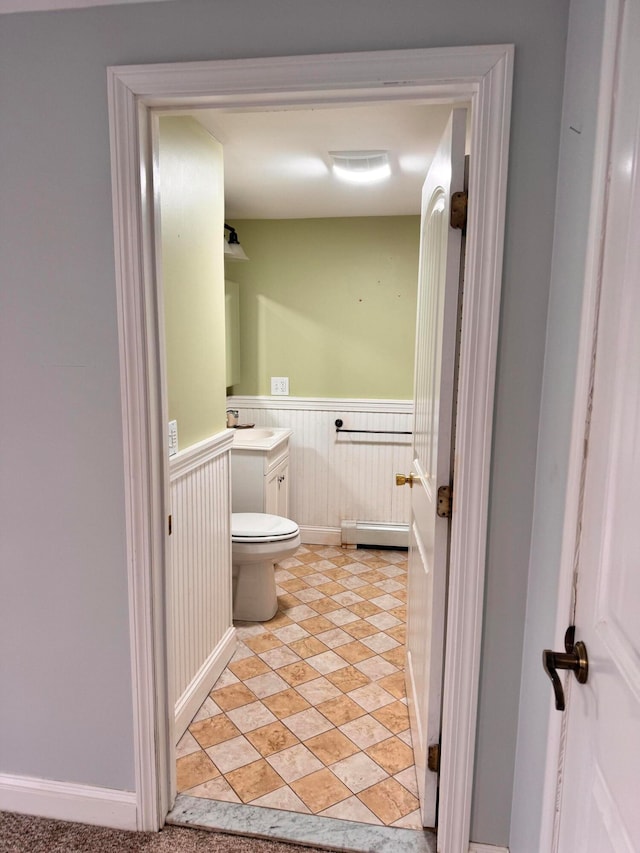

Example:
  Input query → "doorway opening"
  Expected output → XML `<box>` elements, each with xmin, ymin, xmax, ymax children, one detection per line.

<box><xmin>107</xmin><ymin>45</ymin><xmax>513</xmax><ymax>853</ymax></box>
<box><xmin>156</xmin><ymin>102</ymin><xmax>452</xmax><ymax>840</ymax></box>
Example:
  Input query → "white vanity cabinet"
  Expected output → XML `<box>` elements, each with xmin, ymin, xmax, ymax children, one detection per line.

<box><xmin>230</xmin><ymin>428</ymin><xmax>292</xmax><ymax>517</ymax></box>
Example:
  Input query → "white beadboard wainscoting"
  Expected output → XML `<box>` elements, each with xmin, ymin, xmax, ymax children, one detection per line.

<box><xmin>169</xmin><ymin>431</ymin><xmax>237</xmax><ymax>739</ymax></box>
<box><xmin>228</xmin><ymin>397</ymin><xmax>413</xmax><ymax>546</ymax></box>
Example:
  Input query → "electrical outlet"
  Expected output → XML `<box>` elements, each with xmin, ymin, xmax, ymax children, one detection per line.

<box><xmin>168</xmin><ymin>420</ymin><xmax>178</xmax><ymax>457</ymax></box>
<box><xmin>271</xmin><ymin>376</ymin><xmax>289</xmax><ymax>395</ymax></box>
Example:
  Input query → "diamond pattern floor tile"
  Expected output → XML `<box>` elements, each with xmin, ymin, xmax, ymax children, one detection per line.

<box><xmin>178</xmin><ymin>545</ymin><xmax>421</xmax><ymax>831</ymax></box>
<box><xmin>289</xmin><ymin>767</ymin><xmax>352</xmax><ymax>812</ymax></box>
<box><xmin>244</xmin><ymin>720</ymin><xmax>299</xmax><ymax>757</ymax></box>
<box><xmin>205</xmin><ymin>735</ymin><xmax>260</xmax><ymax>774</ymax></box>
<box><xmin>265</xmin><ymin>742</ymin><xmax>324</xmax><ymax>783</ymax></box>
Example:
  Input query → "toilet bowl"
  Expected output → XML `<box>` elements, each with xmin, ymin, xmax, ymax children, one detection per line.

<box><xmin>231</xmin><ymin>512</ymin><xmax>300</xmax><ymax>622</ymax></box>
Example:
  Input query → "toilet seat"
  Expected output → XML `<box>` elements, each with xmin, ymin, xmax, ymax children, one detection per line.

<box><xmin>231</xmin><ymin>512</ymin><xmax>299</xmax><ymax>543</ymax></box>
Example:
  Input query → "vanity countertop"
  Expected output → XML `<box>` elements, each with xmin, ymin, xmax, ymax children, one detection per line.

<box><xmin>229</xmin><ymin>426</ymin><xmax>292</xmax><ymax>451</ymax></box>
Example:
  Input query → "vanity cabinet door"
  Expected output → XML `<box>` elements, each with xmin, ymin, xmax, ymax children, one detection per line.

<box><xmin>265</xmin><ymin>457</ymin><xmax>289</xmax><ymax>517</ymax></box>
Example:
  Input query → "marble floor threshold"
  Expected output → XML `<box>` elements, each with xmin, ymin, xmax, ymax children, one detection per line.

<box><xmin>167</xmin><ymin>795</ymin><xmax>437</xmax><ymax>853</ymax></box>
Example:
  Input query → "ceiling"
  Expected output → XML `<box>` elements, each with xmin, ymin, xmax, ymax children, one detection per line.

<box><xmin>0</xmin><ymin>0</ymin><xmax>173</xmax><ymax>12</ymax></box>
<box><xmin>3</xmin><ymin>4</ymin><xmax>458</xmax><ymax>219</ymax></box>
<box><xmin>193</xmin><ymin>101</ymin><xmax>457</xmax><ymax>220</ymax></box>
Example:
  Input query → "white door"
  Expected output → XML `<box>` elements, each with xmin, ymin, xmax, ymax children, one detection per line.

<box><xmin>555</xmin><ymin>2</ymin><xmax>640</xmax><ymax>849</ymax></box>
<box><xmin>404</xmin><ymin>109</ymin><xmax>466</xmax><ymax>827</ymax></box>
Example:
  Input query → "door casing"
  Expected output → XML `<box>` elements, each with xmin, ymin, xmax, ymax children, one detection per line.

<box><xmin>107</xmin><ymin>46</ymin><xmax>513</xmax><ymax>853</ymax></box>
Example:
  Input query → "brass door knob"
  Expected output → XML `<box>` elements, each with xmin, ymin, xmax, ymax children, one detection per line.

<box><xmin>396</xmin><ymin>473</ymin><xmax>415</xmax><ymax>488</ymax></box>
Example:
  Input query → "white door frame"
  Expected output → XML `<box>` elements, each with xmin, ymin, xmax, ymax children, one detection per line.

<box><xmin>107</xmin><ymin>46</ymin><xmax>513</xmax><ymax>852</ymax></box>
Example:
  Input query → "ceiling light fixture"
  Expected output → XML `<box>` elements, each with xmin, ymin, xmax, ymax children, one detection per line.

<box><xmin>224</xmin><ymin>223</ymin><xmax>249</xmax><ymax>261</ymax></box>
<box><xmin>329</xmin><ymin>150</ymin><xmax>391</xmax><ymax>185</ymax></box>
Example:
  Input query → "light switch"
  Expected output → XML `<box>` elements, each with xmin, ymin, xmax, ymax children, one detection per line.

<box><xmin>168</xmin><ymin>420</ymin><xmax>178</xmax><ymax>457</ymax></box>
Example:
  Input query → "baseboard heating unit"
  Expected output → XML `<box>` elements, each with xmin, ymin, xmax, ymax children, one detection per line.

<box><xmin>341</xmin><ymin>520</ymin><xmax>409</xmax><ymax>549</ymax></box>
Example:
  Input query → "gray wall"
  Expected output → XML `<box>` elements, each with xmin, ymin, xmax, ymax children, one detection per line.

<box><xmin>510</xmin><ymin>1</ymin><xmax>607</xmax><ymax>850</ymax></box>
<box><xmin>0</xmin><ymin>0</ymin><xmax>569</xmax><ymax>843</ymax></box>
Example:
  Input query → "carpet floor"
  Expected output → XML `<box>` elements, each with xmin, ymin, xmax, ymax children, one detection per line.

<box><xmin>0</xmin><ymin>812</ymin><xmax>326</xmax><ymax>853</ymax></box>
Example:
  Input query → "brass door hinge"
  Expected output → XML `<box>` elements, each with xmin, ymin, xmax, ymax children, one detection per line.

<box><xmin>168</xmin><ymin>514</ymin><xmax>172</xmax><ymax>536</ymax></box>
<box><xmin>437</xmin><ymin>485</ymin><xmax>453</xmax><ymax>518</ymax></box>
<box><xmin>428</xmin><ymin>743</ymin><xmax>441</xmax><ymax>773</ymax></box>
<box><xmin>450</xmin><ymin>191</ymin><xmax>468</xmax><ymax>230</ymax></box>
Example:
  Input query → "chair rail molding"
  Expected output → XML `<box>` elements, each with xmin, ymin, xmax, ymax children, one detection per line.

<box><xmin>227</xmin><ymin>395</ymin><xmax>413</xmax><ymax>414</ymax></box>
<box><xmin>108</xmin><ymin>44</ymin><xmax>513</xmax><ymax>849</ymax></box>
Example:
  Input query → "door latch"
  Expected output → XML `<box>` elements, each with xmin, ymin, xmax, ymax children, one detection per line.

<box><xmin>542</xmin><ymin>626</ymin><xmax>588</xmax><ymax>711</ymax></box>
<box><xmin>396</xmin><ymin>473</ymin><xmax>415</xmax><ymax>488</ymax></box>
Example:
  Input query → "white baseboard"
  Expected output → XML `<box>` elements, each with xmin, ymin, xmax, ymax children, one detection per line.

<box><xmin>299</xmin><ymin>525</ymin><xmax>342</xmax><ymax>546</ymax></box>
<box><xmin>174</xmin><ymin>626</ymin><xmax>237</xmax><ymax>739</ymax></box>
<box><xmin>0</xmin><ymin>773</ymin><xmax>137</xmax><ymax>830</ymax></box>
<box><xmin>469</xmin><ymin>844</ymin><xmax>509</xmax><ymax>853</ymax></box>
<box><xmin>341</xmin><ymin>520</ymin><xmax>409</xmax><ymax>548</ymax></box>
<box><xmin>300</xmin><ymin>524</ymin><xmax>410</xmax><ymax>548</ymax></box>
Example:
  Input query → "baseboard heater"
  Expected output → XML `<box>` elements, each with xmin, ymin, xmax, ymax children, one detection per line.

<box><xmin>341</xmin><ymin>520</ymin><xmax>409</xmax><ymax>549</ymax></box>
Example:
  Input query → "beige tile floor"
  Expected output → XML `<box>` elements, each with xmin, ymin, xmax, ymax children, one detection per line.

<box><xmin>176</xmin><ymin>544</ymin><xmax>421</xmax><ymax>829</ymax></box>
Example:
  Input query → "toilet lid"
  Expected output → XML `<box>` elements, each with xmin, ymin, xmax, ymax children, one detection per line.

<box><xmin>232</xmin><ymin>512</ymin><xmax>299</xmax><ymax>543</ymax></box>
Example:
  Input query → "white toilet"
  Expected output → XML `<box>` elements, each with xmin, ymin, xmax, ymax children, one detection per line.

<box><xmin>231</xmin><ymin>512</ymin><xmax>300</xmax><ymax>622</ymax></box>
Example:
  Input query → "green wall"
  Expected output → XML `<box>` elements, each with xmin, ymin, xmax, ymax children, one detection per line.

<box><xmin>227</xmin><ymin>217</ymin><xmax>419</xmax><ymax>399</ymax></box>
<box><xmin>158</xmin><ymin>116</ymin><xmax>227</xmax><ymax>450</ymax></box>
